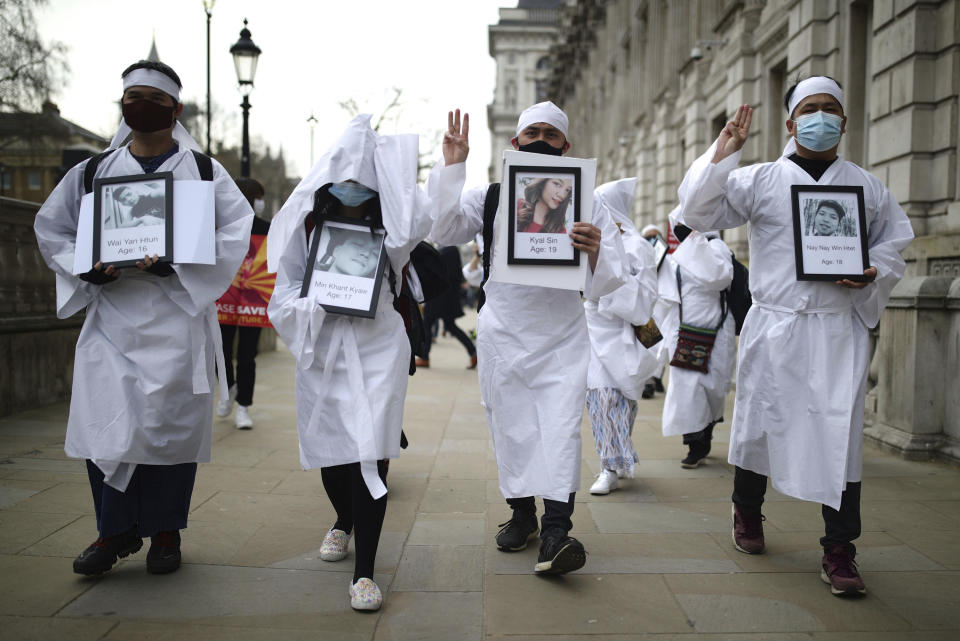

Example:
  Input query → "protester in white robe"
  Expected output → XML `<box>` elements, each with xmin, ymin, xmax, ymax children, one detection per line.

<box><xmin>33</xmin><ymin>60</ymin><xmax>252</xmax><ymax>577</ymax></box>
<box><xmin>267</xmin><ymin>112</ymin><xmax>466</xmax><ymax>611</ymax></box>
<box><xmin>678</xmin><ymin>76</ymin><xmax>914</xmax><ymax>596</ymax></box>
<box><xmin>655</xmin><ymin>212</ymin><xmax>735</xmax><ymax>469</ymax></box>
<box><xmin>584</xmin><ymin>178</ymin><xmax>660</xmax><ymax>494</ymax></box>
<box><xmin>430</xmin><ymin>101</ymin><xmax>627</xmax><ymax>575</ymax></box>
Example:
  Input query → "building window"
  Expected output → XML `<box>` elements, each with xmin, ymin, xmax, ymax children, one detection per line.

<box><xmin>28</xmin><ymin>171</ymin><xmax>42</xmax><ymax>190</ymax></box>
<box><xmin>535</xmin><ymin>79</ymin><xmax>549</xmax><ymax>103</ymax></box>
<box><xmin>536</xmin><ymin>56</ymin><xmax>550</xmax><ymax>70</ymax></box>
<box><xmin>0</xmin><ymin>171</ymin><xmax>11</xmax><ymax>191</ymax></box>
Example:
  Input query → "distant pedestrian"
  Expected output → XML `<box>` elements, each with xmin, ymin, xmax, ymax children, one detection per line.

<box><xmin>655</xmin><ymin>214</ymin><xmax>736</xmax><ymax>469</ymax></box>
<box><xmin>584</xmin><ymin>179</ymin><xmax>661</xmax><ymax>495</ymax></box>
<box><xmin>416</xmin><ymin>245</ymin><xmax>477</xmax><ymax>369</ymax></box>
<box><xmin>33</xmin><ymin>59</ymin><xmax>252</xmax><ymax>577</ymax></box>
<box><xmin>217</xmin><ymin>177</ymin><xmax>275</xmax><ymax>429</ymax></box>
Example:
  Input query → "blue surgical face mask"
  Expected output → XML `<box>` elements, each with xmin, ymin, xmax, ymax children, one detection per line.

<box><xmin>794</xmin><ymin>111</ymin><xmax>843</xmax><ymax>152</ymax></box>
<box><xmin>329</xmin><ymin>182</ymin><xmax>377</xmax><ymax>207</ymax></box>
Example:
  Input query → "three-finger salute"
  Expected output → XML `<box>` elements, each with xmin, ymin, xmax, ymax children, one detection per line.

<box><xmin>443</xmin><ymin>108</ymin><xmax>470</xmax><ymax>165</ymax></box>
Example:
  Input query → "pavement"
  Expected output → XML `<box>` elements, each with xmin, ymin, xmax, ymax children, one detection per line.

<box><xmin>1</xmin><ymin>314</ymin><xmax>960</xmax><ymax>640</ymax></box>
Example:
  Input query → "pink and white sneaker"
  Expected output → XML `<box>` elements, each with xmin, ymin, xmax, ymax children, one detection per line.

<box><xmin>319</xmin><ymin>528</ymin><xmax>350</xmax><ymax>562</ymax></box>
<box><xmin>349</xmin><ymin>577</ymin><xmax>382</xmax><ymax>611</ymax></box>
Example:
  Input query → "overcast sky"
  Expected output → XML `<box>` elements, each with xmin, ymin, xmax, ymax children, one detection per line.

<box><xmin>36</xmin><ymin>0</ymin><xmax>509</xmax><ymax>186</ymax></box>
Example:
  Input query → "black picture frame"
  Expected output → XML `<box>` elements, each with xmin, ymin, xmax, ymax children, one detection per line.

<box><xmin>299</xmin><ymin>217</ymin><xmax>388</xmax><ymax>319</ymax></box>
<box><xmin>791</xmin><ymin>185</ymin><xmax>869</xmax><ymax>281</ymax></box>
<box><xmin>92</xmin><ymin>172</ymin><xmax>174</xmax><ymax>268</ymax></box>
<box><xmin>652</xmin><ymin>235</ymin><xmax>669</xmax><ymax>270</ymax></box>
<box><xmin>507</xmin><ymin>165</ymin><xmax>581</xmax><ymax>266</ymax></box>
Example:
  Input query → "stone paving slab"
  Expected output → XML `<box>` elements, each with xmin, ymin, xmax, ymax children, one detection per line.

<box><xmin>1</xmin><ymin>315</ymin><xmax>959</xmax><ymax>638</ymax></box>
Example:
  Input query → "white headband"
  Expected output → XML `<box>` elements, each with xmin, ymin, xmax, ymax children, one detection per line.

<box><xmin>787</xmin><ymin>76</ymin><xmax>843</xmax><ymax>117</ymax></box>
<box><xmin>640</xmin><ymin>224</ymin><xmax>663</xmax><ymax>236</ymax></box>
<box><xmin>122</xmin><ymin>68</ymin><xmax>181</xmax><ymax>102</ymax></box>
<box><xmin>516</xmin><ymin>101</ymin><xmax>569</xmax><ymax>139</ymax></box>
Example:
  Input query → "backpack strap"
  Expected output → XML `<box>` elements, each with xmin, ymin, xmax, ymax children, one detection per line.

<box><xmin>191</xmin><ymin>150</ymin><xmax>214</xmax><ymax>181</ymax></box>
<box><xmin>82</xmin><ymin>149</ymin><xmax>116</xmax><ymax>194</ymax></box>
<box><xmin>477</xmin><ymin>182</ymin><xmax>500</xmax><ymax>312</ymax></box>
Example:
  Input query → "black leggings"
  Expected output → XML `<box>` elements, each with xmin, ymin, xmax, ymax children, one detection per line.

<box><xmin>320</xmin><ymin>461</ymin><xmax>388</xmax><ymax>583</ymax></box>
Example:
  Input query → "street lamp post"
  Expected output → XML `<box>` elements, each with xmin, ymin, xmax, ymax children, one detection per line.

<box><xmin>307</xmin><ymin>113</ymin><xmax>318</xmax><ymax>166</ymax></box>
<box><xmin>202</xmin><ymin>0</ymin><xmax>215</xmax><ymax>155</ymax></box>
<box><xmin>229</xmin><ymin>19</ymin><xmax>261</xmax><ymax>178</ymax></box>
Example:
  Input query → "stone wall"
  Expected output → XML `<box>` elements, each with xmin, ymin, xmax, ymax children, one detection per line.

<box><xmin>865</xmin><ymin>275</ymin><xmax>960</xmax><ymax>462</ymax></box>
<box><xmin>0</xmin><ymin>197</ymin><xmax>82</xmax><ymax>417</ymax></box>
<box><xmin>541</xmin><ymin>0</ymin><xmax>960</xmax><ymax>461</ymax></box>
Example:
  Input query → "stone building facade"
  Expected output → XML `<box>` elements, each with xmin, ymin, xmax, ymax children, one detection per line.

<box><xmin>487</xmin><ymin>0</ymin><xmax>565</xmax><ymax>181</ymax></box>
<box><xmin>488</xmin><ymin>0</ymin><xmax>960</xmax><ymax>461</ymax></box>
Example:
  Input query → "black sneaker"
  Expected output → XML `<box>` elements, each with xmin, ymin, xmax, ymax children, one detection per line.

<box><xmin>495</xmin><ymin>509</ymin><xmax>538</xmax><ymax>551</ymax></box>
<box><xmin>653</xmin><ymin>377</ymin><xmax>665</xmax><ymax>393</ymax></box>
<box><xmin>681</xmin><ymin>440</ymin><xmax>711</xmax><ymax>469</ymax></box>
<box><xmin>641</xmin><ymin>383</ymin><xmax>655</xmax><ymax>399</ymax></box>
<box><xmin>73</xmin><ymin>527</ymin><xmax>142</xmax><ymax>575</ymax></box>
<box><xmin>146</xmin><ymin>530</ymin><xmax>182</xmax><ymax>574</ymax></box>
<box><xmin>534</xmin><ymin>532</ymin><xmax>586</xmax><ymax>574</ymax></box>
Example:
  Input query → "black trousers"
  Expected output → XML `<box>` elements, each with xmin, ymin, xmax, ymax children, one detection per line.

<box><xmin>507</xmin><ymin>493</ymin><xmax>575</xmax><ymax>537</ymax></box>
<box><xmin>220</xmin><ymin>324</ymin><xmax>262</xmax><ymax>406</ymax></box>
<box><xmin>86</xmin><ymin>460</ymin><xmax>197</xmax><ymax>538</ymax></box>
<box><xmin>422</xmin><ymin>308</ymin><xmax>476</xmax><ymax>360</ymax></box>
<box><xmin>733</xmin><ymin>466</ymin><xmax>862</xmax><ymax>552</ymax></box>
<box><xmin>682</xmin><ymin>420</ymin><xmax>717</xmax><ymax>445</ymax></box>
<box><xmin>321</xmin><ymin>461</ymin><xmax>388</xmax><ymax>583</ymax></box>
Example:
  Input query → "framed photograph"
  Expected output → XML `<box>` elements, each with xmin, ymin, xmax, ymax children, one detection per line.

<box><xmin>791</xmin><ymin>185</ymin><xmax>869</xmax><ymax>281</ymax></box>
<box><xmin>651</xmin><ymin>234</ymin><xmax>669</xmax><ymax>270</ymax></box>
<box><xmin>299</xmin><ymin>218</ymin><xmax>388</xmax><ymax>318</ymax></box>
<box><xmin>507</xmin><ymin>165</ymin><xmax>581</xmax><ymax>266</ymax></box>
<box><xmin>92</xmin><ymin>172</ymin><xmax>173</xmax><ymax>268</ymax></box>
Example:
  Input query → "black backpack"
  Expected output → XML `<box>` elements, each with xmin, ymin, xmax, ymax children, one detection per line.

<box><xmin>727</xmin><ymin>253</ymin><xmax>752</xmax><ymax>335</ymax></box>
<box><xmin>477</xmin><ymin>182</ymin><xmax>500</xmax><ymax>312</ymax></box>
<box><xmin>82</xmin><ymin>148</ymin><xmax>214</xmax><ymax>194</ymax></box>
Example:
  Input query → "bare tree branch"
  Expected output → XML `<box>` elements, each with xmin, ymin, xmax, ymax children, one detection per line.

<box><xmin>0</xmin><ymin>0</ymin><xmax>69</xmax><ymax>112</ymax></box>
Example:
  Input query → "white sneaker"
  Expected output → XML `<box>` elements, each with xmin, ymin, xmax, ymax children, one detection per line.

<box><xmin>349</xmin><ymin>577</ymin><xmax>382</xmax><ymax>611</ymax></box>
<box><xmin>590</xmin><ymin>469</ymin><xmax>619</xmax><ymax>495</ymax></box>
<box><xmin>235</xmin><ymin>405</ymin><xmax>253</xmax><ymax>429</ymax></box>
<box><xmin>320</xmin><ymin>528</ymin><xmax>350</xmax><ymax>561</ymax></box>
<box><xmin>217</xmin><ymin>384</ymin><xmax>237</xmax><ymax>417</ymax></box>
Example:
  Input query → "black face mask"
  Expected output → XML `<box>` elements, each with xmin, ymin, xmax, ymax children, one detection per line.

<box><xmin>122</xmin><ymin>99</ymin><xmax>176</xmax><ymax>133</ymax></box>
<box><xmin>518</xmin><ymin>139</ymin><xmax>563</xmax><ymax>156</ymax></box>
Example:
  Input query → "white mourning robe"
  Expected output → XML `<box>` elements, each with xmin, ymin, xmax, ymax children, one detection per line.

<box><xmin>34</xmin><ymin>146</ymin><xmax>253</xmax><ymax>489</ymax></box>
<box><xmin>267</xmin><ymin>120</ymin><xmax>465</xmax><ymax>498</ymax></box>
<box><xmin>430</xmin><ymin>175</ymin><xmax>627</xmax><ymax>502</ymax></box>
<box><xmin>585</xmin><ymin>179</ymin><xmax>661</xmax><ymax>400</ymax></box>
<box><xmin>678</xmin><ymin>142</ymin><xmax>914</xmax><ymax>509</ymax></box>
<box><xmin>656</xmin><ymin>232</ymin><xmax>736</xmax><ymax>436</ymax></box>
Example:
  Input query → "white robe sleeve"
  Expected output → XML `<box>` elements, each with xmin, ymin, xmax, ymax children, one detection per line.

<box><xmin>850</xmin><ymin>185</ymin><xmax>915</xmax><ymax>328</ymax></box>
<box><xmin>267</xmin><ymin>226</ymin><xmax>329</xmax><ymax>371</ymax></box>
<box><xmin>596</xmin><ymin>237</ymin><xmax>658</xmax><ymax>326</ymax></box>
<box><xmin>678</xmin><ymin>140</ymin><xmax>754</xmax><ymax>231</ymax></box>
<box><xmin>671</xmin><ymin>234</ymin><xmax>734</xmax><ymax>291</ymax></box>
<box><xmin>169</xmin><ymin>161</ymin><xmax>253</xmax><ymax>315</ymax></box>
<box><xmin>33</xmin><ymin>162</ymin><xmax>98</xmax><ymax>319</ymax></box>
<box><xmin>429</xmin><ymin>177</ymin><xmax>485</xmax><ymax>247</ymax></box>
<box><xmin>584</xmin><ymin>199</ymin><xmax>629</xmax><ymax>301</ymax></box>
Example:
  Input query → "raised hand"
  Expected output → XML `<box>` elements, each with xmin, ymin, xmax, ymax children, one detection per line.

<box><xmin>443</xmin><ymin>108</ymin><xmax>469</xmax><ymax>166</ymax></box>
<box><xmin>712</xmin><ymin>104</ymin><xmax>752</xmax><ymax>164</ymax></box>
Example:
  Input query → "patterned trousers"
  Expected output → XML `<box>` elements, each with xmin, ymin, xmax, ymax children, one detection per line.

<box><xmin>586</xmin><ymin>387</ymin><xmax>639</xmax><ymax>477</ymax></box>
